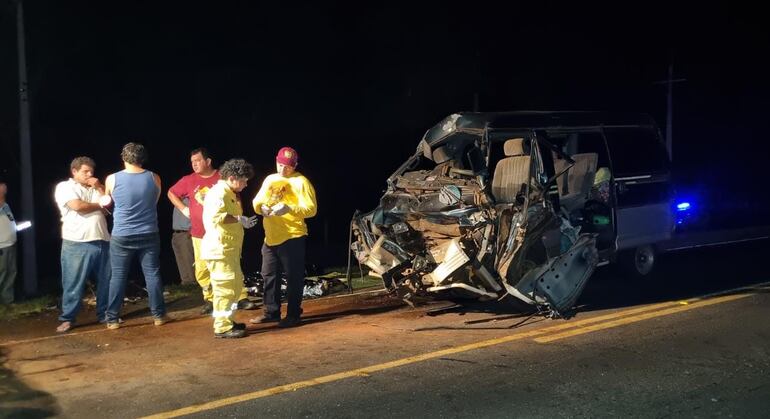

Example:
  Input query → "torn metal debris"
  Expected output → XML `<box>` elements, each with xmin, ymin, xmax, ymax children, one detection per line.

<box><xmin>244</xmin><ymin>272</ymin><xmax>347</xmax><ymax>299</ymax></box>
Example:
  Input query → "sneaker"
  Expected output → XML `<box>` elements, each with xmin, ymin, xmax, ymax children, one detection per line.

<box><xmin>278</xmin><ymin>316</ymin><xmax>301</xmax><ymax>328</ymax></box>
<box><xmin>249</xmin><ymin>313</ymin><xmax>280</xmax><ymax>324</ymax></box>
<box><xmin>237</xmin><ymin>299</ymin><xmax>258</xmax><ymax>310</ymax></box>
<box><xmin>99</xmin><ymin>317</ymin><xmax>124</xmax><ymax>325</ymax></box>
<box><xmin>56</xmin><ymin>321</ymin><xmax>74</xmax><ymax>333</ymax></box>
<box><xmin>200</xmin><ymin>302</ymin><xmax>213</xmax><ymax>315</ymax></box>
<box><xmin>214</xmin><ymin>328</ymin><xmax>246</xmax><ymax>339</ymax></box>
<box><xmin>232</xmin><ymin>322</ymin><xmax>246</xmax><ymax>330</ymax></box>
<box><xmin>153</xmin><ymin>315</ymin><xmax>172</xmax><ymax>326</ymax></box>
<box><xmin>107</xmin><ymin>321</ymin><xmax>121</xmax><ymax>330</ymax></box>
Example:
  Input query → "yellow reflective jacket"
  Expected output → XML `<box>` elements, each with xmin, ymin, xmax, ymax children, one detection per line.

<box><xmin>200</xmin><ymin>180</ymin><xmax>244</xmax><ymax>260</ymax></box>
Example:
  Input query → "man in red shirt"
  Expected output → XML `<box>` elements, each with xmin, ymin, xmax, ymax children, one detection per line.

<box><xmin>168</xmin><ymin>148</ymin><xmax>256</xmax><ymax>314</ymax></box>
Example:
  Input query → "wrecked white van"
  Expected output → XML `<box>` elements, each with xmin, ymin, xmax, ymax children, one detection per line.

<box><xmin>351</xmin><ymin>112</ymin><xmax>672</xmax><ymax>317</ymax></box>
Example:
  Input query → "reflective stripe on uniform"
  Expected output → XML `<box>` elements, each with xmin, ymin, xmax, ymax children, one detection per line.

<box><xmin>211</xmin><ymin>309</ymin><xmax>233</xmax><ymax>318</ymax></box>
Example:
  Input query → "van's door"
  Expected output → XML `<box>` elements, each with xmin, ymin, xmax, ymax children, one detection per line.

<box><xmin>603</xmin><ymin>127</ymin><xmax>674</xmax><ymax>250</ymax></box>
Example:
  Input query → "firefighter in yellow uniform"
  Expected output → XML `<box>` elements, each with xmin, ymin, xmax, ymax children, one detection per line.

<box><xmin>200</xmin><ymin>159</ymin><xmax>257</xmax><ymax>339</ymax></box>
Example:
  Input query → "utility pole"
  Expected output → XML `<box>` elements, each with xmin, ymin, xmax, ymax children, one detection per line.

<box><xmin>653</xmin><ymin>58</ymin><xmax>686</xmax><ymax>161</ymax></box>
<box><xmin>16</xmin><ymin>0</ymin><xmax>38</xmax><ymax>296</ymax></box>
<box><xmin>473</xmin><ymin>49</ymin><xmax>481</xmax><ymax>112</ymax></box>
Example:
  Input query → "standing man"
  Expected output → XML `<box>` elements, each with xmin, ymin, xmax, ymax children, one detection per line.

<box><xmin>0</xmin><ymin>178</ymin><xmax>18</xmax><ymax>305</ymax></box>
<box><xmin>53</xmin><ymin>157</ymin><xmax>111</xmax><ymax>332</ymax></box>
<box><xmin>171</xmin><ymin>198</ymin><xmax>196</xmax><ymax>284</ymax></box>
<box><xmin>104</xmin><ymin>142</ymin><xmax>168</xmax><ymax>329</ymax></box>
<box><xmin>201</xmin><ymin>159</ymin><xmax>257</xmax><ymax>338</ymax></box>
<box><xmin>168</xmin><ymin>148</ymin><xmax>256</xmax><ymax>314</ymax></box>
<box><xmin>251</xmin><ymin>147</ymin><xmax>317</xmax><ymax>328</ymax></box>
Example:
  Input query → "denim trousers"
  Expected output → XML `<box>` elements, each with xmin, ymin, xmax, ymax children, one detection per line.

<box><xmin>59</xmin><ymin>240</ymin><xmax>111</xmax><ymax>322</ymax></box>
<box><xmin>107</xmin><ymin>233</ymin><xmax>166</xmax><ymax>322</ymax></box>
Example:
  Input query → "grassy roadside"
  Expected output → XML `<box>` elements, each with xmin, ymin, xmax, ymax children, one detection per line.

<box><xmin>0</xmin><ymin>268</ymin><xmax>383</xmax><ymax>321</ymax></box>
<box><xmin>0</xmin><ymin>296</ymin><xmax>57</xmax><ymax>321</ymax></box>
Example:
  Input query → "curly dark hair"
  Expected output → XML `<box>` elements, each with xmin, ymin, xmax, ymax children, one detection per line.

<box><xmin>121</xmin><ymin>142</ymin><xmax>147</xmax><ymax>166</ymax></box>
<box><xmin>219</xmin><ymin>158</ymin><xmax>254</xmax><ymax>180</ymax></box>
<box><xmin>70</xmin><ymin>156</ymin><xmax>95</xmax><ymax>172</ymax></box>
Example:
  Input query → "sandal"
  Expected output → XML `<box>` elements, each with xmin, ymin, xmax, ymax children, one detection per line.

<box><xmin>56</xmin><ymin>321</ymin><xmax>74</xmax><ymax>333</ymax></box>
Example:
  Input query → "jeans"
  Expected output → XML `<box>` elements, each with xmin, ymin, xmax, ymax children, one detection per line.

<box><xmin>261</xmin><ymin>236</ymin><xmax>306</xmax><ymax>318</ymax></box>
<box><xmin>107</xmin><ymin>233</ymin><xmax>166</xmax><ymax>322</ymax></box>
<box><xmin>60</xmin><ymin>240</ymin><xmax>111</xmax><ymax>322</ymax></box>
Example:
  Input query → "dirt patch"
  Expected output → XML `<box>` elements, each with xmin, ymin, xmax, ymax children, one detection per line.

<box><xmin>1</xmin><ymin>285</ymin><xmax>550</xmax><ymax>417</ymax></box>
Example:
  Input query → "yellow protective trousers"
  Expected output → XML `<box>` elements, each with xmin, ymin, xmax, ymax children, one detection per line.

<box><xmin>193</xmin><ymin>236</ymin><xmax>248</xmax><ymax>304</ymax></box>
<box><xmin>206</xmin><ymin>251</ymin><xmax>245</xmax><ymax>334</ymax></box>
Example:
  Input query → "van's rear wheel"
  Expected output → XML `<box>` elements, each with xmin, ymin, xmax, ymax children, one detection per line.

<box><xmin>620</xmin><ymin>244</ymin><xmax>656</xmax><ymax>277</ymax></box>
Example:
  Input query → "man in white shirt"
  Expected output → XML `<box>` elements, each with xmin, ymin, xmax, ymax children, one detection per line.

<box><xmin>0</xmin><ymin>178</ymin><xmax>18</xmax><ymax>305</ymax></box>
<box><xmin>53</xmin><ymin>157</ymin><xmax>111</xmax><ymax>333</ymax></box>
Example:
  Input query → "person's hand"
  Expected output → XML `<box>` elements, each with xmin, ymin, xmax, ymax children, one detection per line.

<box><xmin>98</xmin><ymin>195</ymin><xmax>112</xmax><ymax>208</ymax></box>
<box><xmin>271</xmin><ymin>203</ymin><xmax>290</xmax><ymax>216</ymax></box>
<box><xmin>86</xmin><ymin>177</ymin><xmax>102</xmax><ymax>188</ymax></box>
<box><xmin>260</xmin><ymin>204</ymin><xmax>272</xmax><ymax>217</ymax></box>
<box><xmin>181</xmin><ymin>206</ymin><xmax>190</xmax><ymax>218</ymax></box>
<box><xmin>237</xmin><ymin>215</ymin><xmax>258</xmax><ymax>229</ymax></box>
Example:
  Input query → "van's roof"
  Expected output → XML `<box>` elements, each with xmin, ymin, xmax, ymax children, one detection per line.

<box><xmin>423</xmin><ymin>111</ymin><xmax>658</xmax><ymax>145</ymax></box>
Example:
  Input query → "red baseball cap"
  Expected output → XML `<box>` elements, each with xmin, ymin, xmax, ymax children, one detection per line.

<box><xmin>276</xmin><ymin>147</ymin><xmax>298</xmax><ymax>167</ymax></box>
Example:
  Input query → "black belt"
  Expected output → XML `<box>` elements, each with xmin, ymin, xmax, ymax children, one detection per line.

<box><xmin>173</xmin><ymin>230</ymin><xmax>189</xmax><ymax>233</ymax></box>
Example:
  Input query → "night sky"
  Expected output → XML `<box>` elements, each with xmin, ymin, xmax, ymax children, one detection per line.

<box><xmin>1</xmin><ymin>1</ymin><xmax>769</xmax><ymax>293</ymax></box>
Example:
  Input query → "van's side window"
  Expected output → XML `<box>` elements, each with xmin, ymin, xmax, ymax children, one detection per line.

<box><xmin>576</xmin><ymin>132</ymin><xmax>611</xmax><ymax>169</ymax></box>
<box><xmin>604</xmin><ymin>128</ymin><xmax>669</xmax><ymax>176</ymax></box>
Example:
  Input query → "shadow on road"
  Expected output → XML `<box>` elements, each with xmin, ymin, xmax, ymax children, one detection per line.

<box><xmin>0</xmin><ymin>348</ymin><xmax>60</xmax><ymax>419</ymax></box>
<box><xmin>423</xmin><ymin>239</ymin><xmax>770</xmax><ymax>322</ymax></box>
<box><xmin>578</xmin><ymin>239</ymin><xmax>770</xmax><ymax>313</ymax></box>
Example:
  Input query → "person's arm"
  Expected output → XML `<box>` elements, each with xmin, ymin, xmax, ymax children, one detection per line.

<box><xmin>287</xmin><ymin>178</ymin><xmax>317</xmax><ymax>219</ymax></box>
<box><xmin>203</xmin><ymin>189</ymin><xmax>228</xmax><ymax>228</ymax></box>
<box><xmin>65</xmin><ymin>200</ymin><xmax>102</xmax><ymax>215</ymax></box>
<box><xmin>221</xmin><ymin>196</ymin><xmax>244</xmax><ymax>224</ymax></box>
<box><xmin>222</xmin><ymin>214</ymin><xmax>240</xmax><ymax>224</ymax></box>
<box><xmin>86</xmin><ymin>177</ymin><xmax>105</xmax><ymax>194</ymax></box>
<box><xmin>168</xmin><ymin>191</ymin><xmax>189</xmax><ymax>214</ymax></box>
<box><xmin>212</xmin><ymin>194</ymin><xmax>253</xmax><ymax>226</ymax></box>
<box><xmin>54</xmin><ymin>182</ymin><xmax>102</xmax><ymax>215</ymax></box>
<box><xmin>167</xmin><ymin>176</ymin><xmax>190</xmax><ymax>217</ymax></box>
<box><xmin>105</xmin><ymin>174</ymin><xmax>115</xmax><ymax>196</ymax></box>
<box><xmin>153</xmin><ymin>173</ymin><xmax>162</xmax><ymax>204</ymax></box>
<box><xmin>252</xmin><ymin>178</ymin><xmax>271</xmax><ymax>216</ymax></box>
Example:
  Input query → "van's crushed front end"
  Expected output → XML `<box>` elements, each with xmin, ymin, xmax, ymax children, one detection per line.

<box><xmin>351</xmin><ymin>114</ymin><xmax>598</xmax><ymax>317</ymax></box>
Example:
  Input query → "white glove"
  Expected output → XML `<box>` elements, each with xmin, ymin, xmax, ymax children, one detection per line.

<box><xmin>181</xmin><ymin>206</ymin><xmax>190</xmax><ymax>218</ymax></box>
<box><xmin>98</xmin><ymin>195</ymin><xmax>112</xmax><ymax>208</ymax></box>
<box><xmin>260</xmin><ymin>204</ymin><xmax>272</xmax><ymax>217</ymax></box>
<box><xmin>271</xmin><ymin>203</ymin><xmax>290</xmax><ymax>216</ymax></box>
<box><xmin>237</xmin><ymin>215</ymin><xmax>258</xmax><ymax>229</ymax></box>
